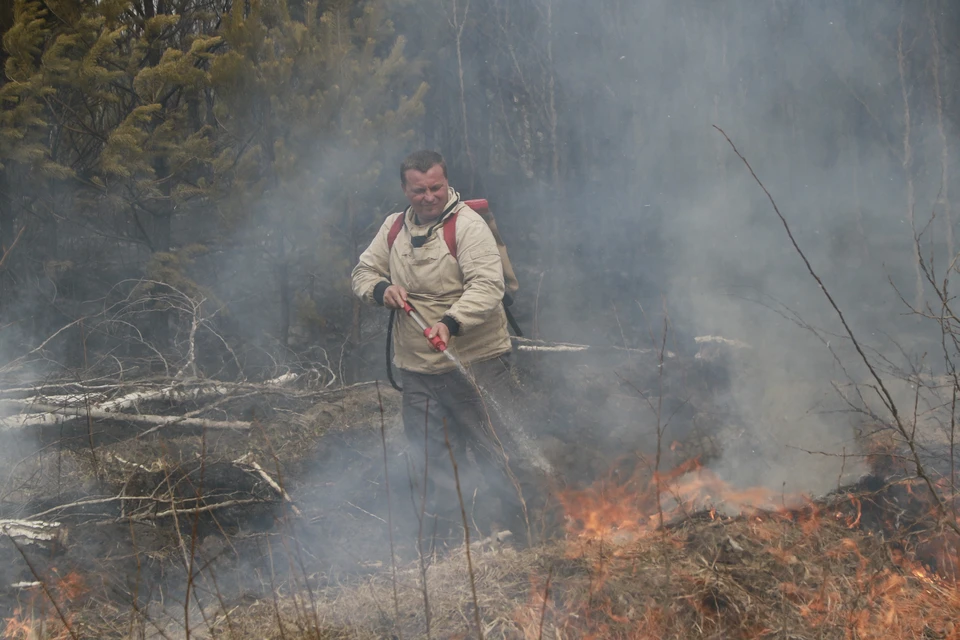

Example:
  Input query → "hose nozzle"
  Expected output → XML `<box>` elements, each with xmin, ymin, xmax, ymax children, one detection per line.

<box><xmin>401</xmin><ymin>301</ymin><xmax>458</xmax><ymax>364</ymax></box>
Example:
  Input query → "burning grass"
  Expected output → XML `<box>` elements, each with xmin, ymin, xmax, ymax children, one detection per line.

<box><xmin>5</xmin><ymin>373</ymin><xmax>960</xmax><ymax>639</ymax></box>
<box><xmin>3</xmin><ymin>568</ymin><xmax>85</xmax><ymax>640</ymax></box>
<box><xmin>226</xmin><ymin>506</ymin><xmax>959</xmax><ymax>639</ymax></box>
<box><xmin>226</xmin><ymin>461</ymin><xmax>960</xmax><ymax>640</ymax></box>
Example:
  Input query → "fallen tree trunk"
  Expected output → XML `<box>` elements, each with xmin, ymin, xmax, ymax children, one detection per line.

<box><xmin>97</xmin><ymin>383</ymin><xmax>233</xmax><ymax>412</ymax></box>
<box><xmin>234</xmin><ymin>453</ymin><xmax>302</xmax><ymax>517</ymax></box>
<box><xmin>0</xmin><ymin>403</ymin><xmax>251</xmax><ymax>431</ymax></box>
<box><xmin>0</xmin><ymin>393</ymin><xmax>110</xmax><ymax>407</ymax></box>
<box><xmin>0</xmin><ymin>382</ymin><xmax>124</xmax><ymax>398</ymax></box>
<box><xmin>0</xmin><ymin>519</ymin><xmax>66</xmax><ymax>549</ymax></box>
<box><xmin>120</xmin><ymin>497</ymin><xmax>269</xmax><ymax>523</ymax></box>
<box><xmin>1</xmin><ymin>373</ymin><xmax>302</xmax><ymax>414</ymax></box>
<box><xmin>97</xmin><ymin>374</ymin><xmax>299</xmax><ymax>412</ymax></box>
<box><xmin>512</xmin><ymin>336</ymin><xmax>677</xmax><ymax>358</ymax></box>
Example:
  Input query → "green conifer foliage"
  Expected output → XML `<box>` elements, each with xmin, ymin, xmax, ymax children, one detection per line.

<box><xmin>0</xmin><ymin>0</ymin><xmax>57</xmax><ymax>174</ymax></box>
<box><xmin>1</xmin><ymin>0</ymin><xmax>223</xmax><ymax>254</ymax></box>
<box><xmin>209</xmin><ymin>0</ymin><xmax>426</xmax><ymax>347</ymax></box>
<box><xmin>0</xmin><ymin>0</ymin><xmax>429</xmax><ymax>366</ymax></box>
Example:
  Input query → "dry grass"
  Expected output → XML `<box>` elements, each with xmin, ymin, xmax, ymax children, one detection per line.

<box><xmin>9</xmin><ymin>378</ymin><xmax>959</xmax><ymax>640</ymax></box>
<box><xmin>224</xmin><ymin>501</ymin><xmax>960</xmax><ymax>640</ymax></box>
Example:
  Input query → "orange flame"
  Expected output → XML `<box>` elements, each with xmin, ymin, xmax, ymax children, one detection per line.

<box><xmin>3</xmin><ymin>569</ymin><xmax>85</xmax><ymax>640</ymax></box>
<box><xmin>559</xmin><ymin>457</ymin><xmax>802</xmax><ymax>548</ymax></box>
<box><xmin>514</xmin><ymin>452</ymin><xmax>960</xmax><ymax>640</ymax></box>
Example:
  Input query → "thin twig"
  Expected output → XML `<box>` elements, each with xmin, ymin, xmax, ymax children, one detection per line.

<box><xmin>376</xmin><ymin>382</ymin><xmax>403</xmax><ymax>639</ymax></box>
<box><xmin>234</xmin><ymin>455</ymin><xmax>302</xmax><ymax>517</ymax></box>
<box><xmin>7</xmin><ymin>536</ymin><xmax>79</xmax><ymax>640</ymax></box>
<box><xmin>266</xmin><ymin>536</ymin><xmax>288</xmax><ymax>640</ymax></box>
<box><xmin>122</xmin><ymin>498</ymin><xmax>268</xmax><ymax>522</ymax></box>
<box><xmin>537</xmin><ymin>565</ymin><xmax>553</xmax><ymax>640</ymax></box>
<box><xmin>418</xmin><ymin>398</ymin><xmax>433</xmax><ymax>636</ymax></box>
<box><xmin>344</xmin><ymin>500</ymin><xmax>386</xmax><ymax>524</ymax></box>
<box><xmin>714</xmin><ymin>124</ymin><xmax>960</xmax><ymax>537</ymax></box>
<box><xmin>79</xmin><ymin>320</ymin><xmax>102</xmax><ymax>488</ymax></box>
<box><xmin>0</xmin><ymin>225</ymin><xmax>25</xmax><ymax>270</ymax></box>
<box><xmin>443</xmin><ymin>419</ymin><xmax>483</xmax><ymax>640</ymax></box>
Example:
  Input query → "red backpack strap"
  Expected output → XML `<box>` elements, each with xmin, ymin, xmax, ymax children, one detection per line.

<box><xmin>462</xmin><ymin>198</ymin><xmax>488</xmax><ymax>213</ymax></box>
<box><xmin>386</xmin><ymin>212</ymin><xmax>405</xmax><ymax>250</ymax></box>
<box><xmin>446</xmin><ymin>199</ymin><xmax>488</xmax><ymax>259</ymax></box>
<box><xmin>442</xmin><ymin>211</ymin><xmax>459</xmax><ymax>259</ymax></box>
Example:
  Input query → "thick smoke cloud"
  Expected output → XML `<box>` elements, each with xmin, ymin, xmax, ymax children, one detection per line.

<box><xmin>2</xmin><ymin>0</ymin><xmax>957</xmax><ymax>580</ymax></box>
<box><xmin>479</xmin><ymin>0</ymin><xmax>960</xmax><ymax>497</ymax></box>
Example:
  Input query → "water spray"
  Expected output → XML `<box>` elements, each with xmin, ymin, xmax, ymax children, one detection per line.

<box><xmin>401</xmin><ymin>301</ymin><xmax>553</xmax><ymax>476</ymax></box>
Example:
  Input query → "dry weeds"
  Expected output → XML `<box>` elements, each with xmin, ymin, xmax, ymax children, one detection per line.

<box><xmin>224</xmin><ymin>501</ymin><xmax>960</xmax><ymax>640</ymax></box>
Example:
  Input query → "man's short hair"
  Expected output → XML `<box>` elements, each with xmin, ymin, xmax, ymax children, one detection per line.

<box><xmin>400</xmin><ymin>150</ymin><xmax>447</xmax><ymax>185</ymax></box>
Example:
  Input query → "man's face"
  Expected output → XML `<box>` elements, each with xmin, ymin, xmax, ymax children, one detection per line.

<box><xmin>402</xmin><ymin>164</ymin><xmax>449</xmax><ymax>222</ymax></box>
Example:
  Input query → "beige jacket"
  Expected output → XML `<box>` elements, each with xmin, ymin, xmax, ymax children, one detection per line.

<box><xmin>352</xmin><ymin>188</ymin><xmax>511</xmax><ymax>374</ymax></box>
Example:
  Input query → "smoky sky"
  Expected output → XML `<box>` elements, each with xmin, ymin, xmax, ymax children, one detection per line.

<box><xmin>5</xmin><ymin>0</ymin><xmax>956</xmax><ymax>504</ymax></box>
<box><xmin>445</xmin><ymin>0</ymin><xmax>960</xmax><ymax>496</ymax></box>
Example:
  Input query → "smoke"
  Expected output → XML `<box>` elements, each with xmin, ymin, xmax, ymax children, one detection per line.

<box><xmin>3</xmin><ymin>4</ymin><xmax>960</xmax><ymax>624</ymax></box>
<box><xmin>482</xmin><ymin>0</ymin><xmax>960</xmax><ymax>496</ymax></box>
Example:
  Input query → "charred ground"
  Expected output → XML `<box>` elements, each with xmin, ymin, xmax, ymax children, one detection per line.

<box><xmin>0</xmin><ymin>337</ymin><xmax>955</xmax><ymax>639</ymax></box>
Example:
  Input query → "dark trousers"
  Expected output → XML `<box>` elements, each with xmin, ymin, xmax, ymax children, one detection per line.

<box><xmin>400</xmin><ymin>354</ymin><xmax>538</xmax><ymax>535</ymax></box>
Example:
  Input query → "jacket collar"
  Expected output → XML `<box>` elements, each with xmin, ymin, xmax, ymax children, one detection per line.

<box><xmin>406</xmin><ymin>187</ymin><xmax>461</xmax><ymax>227</ymax></box>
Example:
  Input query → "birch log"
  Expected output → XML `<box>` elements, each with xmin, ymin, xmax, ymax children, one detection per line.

<box><xmin>98</xmin><ymin>384</ymin><xmax>233</xmax><ymax>412</ymax></box>
<box><xmin>0</xmin><ymin>519</ymin><xmax>66</xmax><ymax>548</ymax></box>
<box><xmin>0</xmin><ymin>404</ymin><xmax>251</xmax><ymax>431</ymax></box>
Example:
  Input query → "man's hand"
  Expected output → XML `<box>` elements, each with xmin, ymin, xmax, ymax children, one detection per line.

<box><xmin>427</xmin><ymin>322</ymin><xmax>451</xmax><ymax>350</ymax></box>
<box><xmin>382</xmin><ymin>284</ymin><xmax>408</xmax><ymax>310</ymax></box>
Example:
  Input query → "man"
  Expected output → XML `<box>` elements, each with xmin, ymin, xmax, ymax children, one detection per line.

<box><xmin>351</xmin><ymin>150</ymin><xmax>535</xmax><ymax>541</ymax></box>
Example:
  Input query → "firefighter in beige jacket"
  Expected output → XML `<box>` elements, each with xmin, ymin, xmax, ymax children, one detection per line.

<box><xmin>351</xmin><ymin>193</ymin><xmax>511</xmax><ymax>372</ymax></box>
<box><xmin>351</xmin><ymin>150</ymin><xmax>531</xmax><ymax>539</ymax></box>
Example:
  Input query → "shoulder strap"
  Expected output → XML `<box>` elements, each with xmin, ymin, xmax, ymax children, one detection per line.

<box><xmin>462</xmin><ymin>198</ymin><xmax>488</xmax><ymax>213</ymax></box>
<box><xmin>442</xmin><ymin>199</ymin><xmax>485</xmax><ymax>260</ymax></box>
<box><xmin>442</xmin><ymin>211</ymin><xmax>459</xmax><ymax>259</ymax></box>
<box><xmin>386</xmin><ymin>212</ymin><xmax>405</xmax><ymax>250</ymax></box>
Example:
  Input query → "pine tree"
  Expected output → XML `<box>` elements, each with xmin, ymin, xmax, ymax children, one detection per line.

<box><xmin>0</xmin><ymin>0</ymin><xmax>229</xmax><ymax>358</ymax></box>
<box><xmin>0</xmin><ymin>0</ymin><xmax>48</xmax><ymax>257</ymax></box>
<box><xmin>1</xmin><ymin>0</ymin><xmax>226</xmax><ymax>254</ymax></box>
<box><xmin>209</xmin><ymin>0</ymin><xmax>426</xmax><ymax>349</ymax></box>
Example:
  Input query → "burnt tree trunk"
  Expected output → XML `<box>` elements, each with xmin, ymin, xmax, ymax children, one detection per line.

<box><xmin>152</xmin><ymin>158</ymin><xmax>173</xmax><ymax>254</ymax></box>
<box><xmin>0</xmin><ymin>167</ymin><xmax>14</xmax><ymax>318</ymax></box>
<box><xmin>0</xmin><ymin>0</ymin><xmax>11</xmax><ymax>265</ymax></box>
<box><xmin>347</xmin><ymin>193</ymin><xmax>361</xmax><ymax>383</ymax></box>
<box><xmin>277</xmin><ymin>232</ymin><xmax>291</xmax><ymax>349</ymax></box>
<box><xmin>0</xmin><ymin>168</ymin><xmax>13</xmax><ymax>255</ymax></box>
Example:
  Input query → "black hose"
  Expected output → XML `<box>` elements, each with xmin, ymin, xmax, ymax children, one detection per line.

<box><xmin>503</xmin><ymin>301</ymin><xmax>523</xmax><ymax>337</ymax></box>
<box><xmin>386</xmin><ymin>309</ymin><xmax>402</xmax><ymax>391</ymax></box>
